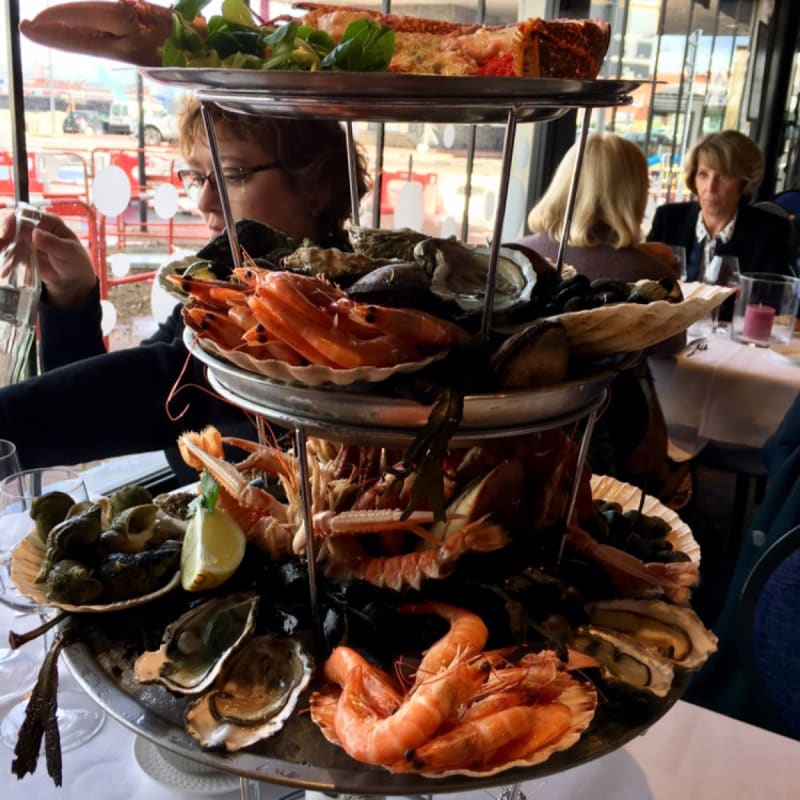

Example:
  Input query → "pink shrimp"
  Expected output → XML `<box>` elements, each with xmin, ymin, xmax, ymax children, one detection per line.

<box><xmin>333</xmin><ymin>660</ymin><xmax>482</xmax><ymax>766</ymax></box>
<box><xmin>391</xmin><ymin>704</ymin><xmax>542</xmax><ymax>774</ymax></box>
<box><xmin>323</xmin><ymin>646</ymin><xmax>402</xmax><ymax>716</ymax></box>
<box><xmin>398</xmin><ymin>602</ymin><xmax>489</xmax><ymax>679</ymax></box>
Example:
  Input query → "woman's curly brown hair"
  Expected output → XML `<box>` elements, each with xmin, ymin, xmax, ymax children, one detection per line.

<box><xmin>178</xmin><ymin>96</ymin><xmax>371</xmax><ymax>243</ymax></box>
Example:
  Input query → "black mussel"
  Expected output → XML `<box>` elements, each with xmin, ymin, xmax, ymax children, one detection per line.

<box><xmin>197</xmin><ymin>219</ymin><xmax>296</xmax><ymax>272</ymax></box>
<box><xmin>346</xmin><ymin>262</ymin><xmax>451</xmax><ymax>314</ymax></box>
<box><xmin>490</xmin><ymin>318</ymin><xmax>569</xmax><ymax>389</ymax></box>
<box><xmin>627</xmin><ymin>279</ymin><xmax>669</xmax><ymax>304</ymax></box>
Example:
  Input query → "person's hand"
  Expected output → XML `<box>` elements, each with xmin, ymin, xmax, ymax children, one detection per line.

<box><xmin>0</xmin><ymin>208</ymin><xmax>97</xmax><ymax>309</ymax></box>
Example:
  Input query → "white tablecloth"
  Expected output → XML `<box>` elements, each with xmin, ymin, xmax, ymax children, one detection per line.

<box><xmin>650</xmin><ymin>335</ymin><xmax>800</xmax><ymax>458</ymax></box>
<box><xmin>2</xmin><ymin>588</ymin><xmax>799</xmax><ymax>799</ymax></box>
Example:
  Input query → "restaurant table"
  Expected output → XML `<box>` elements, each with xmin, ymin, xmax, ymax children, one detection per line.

<box><xmin>2</xmin><ymin>596</ymin><xmax>799</xmax><ymax>800</ymax></box>
<box><xmin>649</xmin><ymin>334</ymin><xmax>800</xmax><ymax>460</ymax></box>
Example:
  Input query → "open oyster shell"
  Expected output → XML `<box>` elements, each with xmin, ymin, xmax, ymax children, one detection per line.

<box><xmin>586</xmin><ymin>598</ymin><xmax>718</xmax><ymax>671</ymax></box>
<box><xmin>133</xmin><ymin>592</ymin><xmax>259</xmax><ymax>694</ymax></box>
<box><xmin>186</xmin><ymin>634</ymin><xmax>313</xmax><ymax>751</ymax></box>
<box><xmin>414</xmin><ymin>238</ymin><xmax>537</xmax><ymax>315</ymax></box>
<box><xmin>571</xmin><ymin>625</ymin><xmax>675</xmax><ymax>697</ymax></box>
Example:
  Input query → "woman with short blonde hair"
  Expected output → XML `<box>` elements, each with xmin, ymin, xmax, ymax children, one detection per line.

<box><xmin>648</xmin><ymin>129</ymin><xmax>791</xmax><ymax>278</ymax></box>
<box><xmin>528</xmin><ymin>132</ymin><xmax>650</xmax><ymax>249</ymax></box>
<box><xmin>683</xmin><ymin>129</ymin><xmax>763</xmax><ymax>202</ymax></box>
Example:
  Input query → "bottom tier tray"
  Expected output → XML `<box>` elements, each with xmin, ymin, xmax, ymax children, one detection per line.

<box><xmin>65</xmin><ymin>631</ymin><xmax>688</xmax><ymax>796</ymax></box>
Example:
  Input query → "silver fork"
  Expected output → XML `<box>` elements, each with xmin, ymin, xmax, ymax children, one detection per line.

<box><xmin>685</xmin><ymin>337</ymin><xmax>708</xmax><ymax>357</ymax></box>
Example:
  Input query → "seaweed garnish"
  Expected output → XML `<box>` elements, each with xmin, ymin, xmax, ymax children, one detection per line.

<box><xmin>11</xmin><ymin>622</ymin><xmax>79</xmax><ymax>786</ymax></box>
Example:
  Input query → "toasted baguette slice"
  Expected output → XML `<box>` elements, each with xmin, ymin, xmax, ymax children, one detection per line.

<box><xmin>291</xmin><ymin>3</ymin><xmax>610</xmax><ymax>79</ymax></box>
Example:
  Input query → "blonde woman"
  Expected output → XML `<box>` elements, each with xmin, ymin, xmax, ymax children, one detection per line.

<box><xmin>648</xmin><ymin>129</ymin><xmax>792</xmax><ymax>279</ymax></box>
<box><xmin>519</xmin><ymin>131</ymin><xmax>678</xmax><ymax>281</ymax></box>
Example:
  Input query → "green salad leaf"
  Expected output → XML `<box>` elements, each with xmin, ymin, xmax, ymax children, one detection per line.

<box><xmin>161</xmin><ymin>6</ymin><xmax>394</xmax><ymax>73</ymax></box>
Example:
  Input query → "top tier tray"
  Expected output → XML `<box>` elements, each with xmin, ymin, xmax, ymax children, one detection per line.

<box><xmin>140</xmin><ymin>69</ymin><xmax>640</xmax><ymax>122</ymax></box>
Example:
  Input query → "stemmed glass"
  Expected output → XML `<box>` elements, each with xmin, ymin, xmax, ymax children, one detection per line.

<box><xmin>703</xmin><ymin>254</ymin><xmax>741</xmax><ymax>333</ymax></box>
<box><xmin>669</xmin><ymin>245</ymin><xmax>687</xmax><ymax>280</ymax></box>
<box><xmin>0</xmin><ymin>467</ymin><xmax>106</xmax><ymax>752</ymax></box>
<box><xmin>0</xmin><ymin>440</ymin><xmax>41</xmax><ymax>708</ymax></box>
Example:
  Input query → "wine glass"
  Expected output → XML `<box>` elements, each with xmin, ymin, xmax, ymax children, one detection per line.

<box><xmin>669</xmin><ymin>245</ymin><xmax>687</xmax><ymax>280</ymax></box>
<box><xmin>703</xmin><ymin>254</ymin><xmax>740</xmax><ymax>333</ymax></box>
<box><xmin>0</xmin><ymin>441</ymin><xmax>42</xmax><ymax>709</ymax></box>
<box><xmin>0</xmin><ymin>467</ymin><xmax>106</xmax><ymax>752</ymax></box>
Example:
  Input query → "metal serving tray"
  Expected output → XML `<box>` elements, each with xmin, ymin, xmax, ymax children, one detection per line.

<box><xmin>185</xmin><ymin>328</ymin><xmax>615</xmax><ymax>439</ymax></box>
<box><xmin>140</xmin><ymin>69</ymin><xmax>639</xmax><ymax>122</ymax></box>
<box><xmin>65</xmin><ymin>636</ymin><xmax>687</xmax><ymax>796</ymax></box>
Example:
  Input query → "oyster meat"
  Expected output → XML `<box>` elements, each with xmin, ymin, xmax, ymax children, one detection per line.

<box><xmin>186</xmin><ymin>634</ymin><xmax>313</xmax><ymax>751</ymax></box>
<box><xmin>134</xmin><ymin>592</ymin><xmax>259</xmax><ymax>694</ymax></box>
<box><xmin>571</xmin><ymin>625</ymin><xmax>675</xmax><ymax>697</ymax></box>
<box><xmin>586</xmin><ymin>598</ymin><xmax>718</xmax><ymax>670</ymax></box>
<box><xmin>414</xmin><ymin>238</ymin><xmax>537</xmax><ymax>315</ymax></box>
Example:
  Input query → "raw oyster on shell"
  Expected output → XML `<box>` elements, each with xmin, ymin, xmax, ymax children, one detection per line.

<box><xmin>571</xmin><ymin>625</ymin><xmax>675</xmax><ymax>697</ymax></box>
<box><xmin>414</xmin><ymin>238</ymin><xmax>537</xmax><ymax>315</ymax></box>
<box><xmin>586</xmin><ymin>598</ymin><xmax>718</xmax><ymax>670</ymax></box>
<box><xmin>134</xmin><ymin>592</ymin><xmax>259</xmax><ymax>694</ymax></box>
<box><xmin>185</xmin><ymin>634</ymin><xmax>313</xmax><ymax>751</ymax></box>
<box><xmin>348</xmin><ymin>225</ymin><xmax>429</xmax><ymax>261</ymax></box>
<box><xmin>282</xmin><ymin>246</ymin><xmax>394</xmax><ymax>284</ymax></box>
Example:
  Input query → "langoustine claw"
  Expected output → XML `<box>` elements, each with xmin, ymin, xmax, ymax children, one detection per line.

<box><xmin>20</xmin><ymin>0</ymin><xmax>206</xmax><ymax>67</ymax></box>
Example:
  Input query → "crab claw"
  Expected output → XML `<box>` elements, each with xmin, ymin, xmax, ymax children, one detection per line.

<box><xmin>19</xmin><ymin>0</ymin><xmax>205</xmax><ymax>67</ymax></box>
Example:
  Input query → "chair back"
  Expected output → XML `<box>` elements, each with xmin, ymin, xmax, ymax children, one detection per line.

<box><xmin>738</xmin><ymin>523</ymin><xmax>800</xmax><ymax>739</ymax></box>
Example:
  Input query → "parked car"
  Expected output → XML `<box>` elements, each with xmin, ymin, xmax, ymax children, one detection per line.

<box><xmin>62</xmin><ymin>110</ymin><xmax>108</xmax><ymax>135</ymax></box>
<box><xmin>108</xmin><ymin>100</ymin><xmax>178</xmax><ymax>145</ymax></box>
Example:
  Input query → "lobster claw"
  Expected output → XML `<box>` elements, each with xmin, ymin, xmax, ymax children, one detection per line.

<box><xmin>19</xmin><ymin>0</ymin><xmax>205</xmax><ymax>67</ymax></box>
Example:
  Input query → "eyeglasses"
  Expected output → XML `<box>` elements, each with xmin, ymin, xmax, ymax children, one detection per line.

<box><xmin>176</xmin><ymin>162</ymin><xmax>281</xmax><ymax>193</ymax></box>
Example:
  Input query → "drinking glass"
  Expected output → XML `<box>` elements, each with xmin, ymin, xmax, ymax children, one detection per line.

<box><xmin>703</xmin><ymin>254</ymin><xmax>740</xmax><ymax>333</ymax></box>
<box><xmin>0</xmin><ymin>440</ymin><xmax>41</xmax><ymax>708</ymax></box>
<box><xmin>669</xmin><ymin>245</ymin><xmax>687</xmax><ymax>280</ymax></box>
<box><xmin>0</xmin><ymin>467</ymin><xmax>106</xmax><ymax>751</ymax></box>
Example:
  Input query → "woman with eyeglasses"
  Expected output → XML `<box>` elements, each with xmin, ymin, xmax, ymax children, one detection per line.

<box><xmin>0</xmin><ymin>98</ymin><xmax>369</xmax><ymax>481</ymax></box>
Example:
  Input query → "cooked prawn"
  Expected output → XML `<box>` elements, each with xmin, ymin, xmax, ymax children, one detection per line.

<box><xmin>333</xmin><ymin>660</ymin><xmax>481</xmax><ymax>766</ymax></box>
<box><xmin>399</xmin><ymin>602</ymin><xmax>489</xmax><ymax>679</ymax></box>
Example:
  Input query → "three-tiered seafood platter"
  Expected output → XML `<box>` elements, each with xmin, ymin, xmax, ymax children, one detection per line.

<box><xmin>10</xmin><ymin>61</ymin><xmax>730</xmax><ymax>800</ymax></box>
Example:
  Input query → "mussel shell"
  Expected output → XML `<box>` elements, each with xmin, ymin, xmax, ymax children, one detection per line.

<box><xmin>346</xmin><ymin>262</ymin><xmax>454</xmax><ymax>315</ymax></box>
<box><xmin>490</xmin><ymin>319</ymin><xmax>570</xmax><ymax>390</ymax></box>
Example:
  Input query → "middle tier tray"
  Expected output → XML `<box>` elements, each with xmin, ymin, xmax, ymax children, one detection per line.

<box><xmin>185</xmin><ymin>328</ymin><xmax>616</xmax><ymax>435</ymax></box>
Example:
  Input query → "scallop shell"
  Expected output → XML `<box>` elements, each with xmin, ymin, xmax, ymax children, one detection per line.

<box><xmin>191</xmin><ymin>333</ymin><xmax>448</xmax><ymax>387</ymax></box>
<box><xmin>10</xmin><ymin>534</ymin><xmax>180</xmax><ymax>614</ymax></box>
<box><xmin>552</xmin><ymin>281</ymin><xmax>735</xmax><ymax>357</ymax></box>
<box><xmin>590</xmin><ymin>474</ymin><xmax>700</xmax><ymax>566</ymax></box>
<box><xmin>406</xmin><ymin>675</ymin><xmax>597</xmax><ymax>777</ymax></box>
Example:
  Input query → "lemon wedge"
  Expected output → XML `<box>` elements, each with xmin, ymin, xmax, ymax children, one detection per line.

<box><xmin>180</xmin><ymin>506</ymin><xmax>246</xmax><ymax>592</ymax></box>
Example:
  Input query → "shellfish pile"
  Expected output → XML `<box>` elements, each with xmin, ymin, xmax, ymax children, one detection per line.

<box><xmin>169</xmin><ymin>221</ymin><xmax>695</xmax><ymax>391</ymax></box>
<box><xmin>93</xmin><ymin>425</ymin><xmax>716</xmax><ymax>775</ymax></box>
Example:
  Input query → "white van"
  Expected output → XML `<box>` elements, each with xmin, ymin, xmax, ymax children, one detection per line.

<box><xmin>108</xmin><ymin>101</ymin><xmax>178</xmax><ymax>145</ymax></box>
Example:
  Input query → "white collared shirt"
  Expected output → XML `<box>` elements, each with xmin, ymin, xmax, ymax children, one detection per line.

<box><xmin>695</xmin><ymin>212</ymin><xmax>737</xmax><ymax>277</ymax></box>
